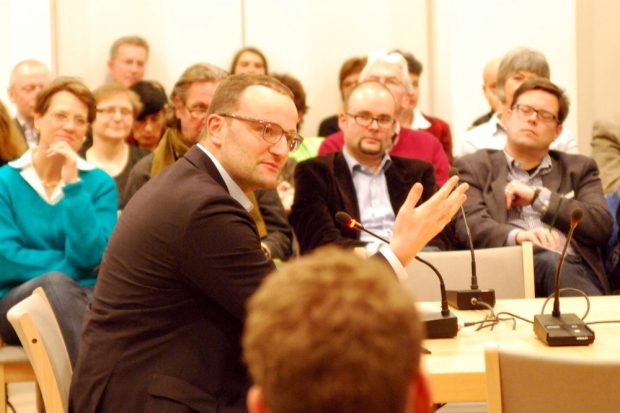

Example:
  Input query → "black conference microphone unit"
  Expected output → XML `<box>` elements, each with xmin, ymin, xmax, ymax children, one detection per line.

<box><xmin>334</xmin><ymin>211</ymin><xmax>458</xmax><ymax>339</ymax></box>
<box><xmin>533</xmin><ymin>208</ymin><xmax>595</xmax><ymax>346</ymax></box>
<box><xmin>446</xmin><ymin>168</ymin><xmax>496</xmax><ymax>310</ymax></box>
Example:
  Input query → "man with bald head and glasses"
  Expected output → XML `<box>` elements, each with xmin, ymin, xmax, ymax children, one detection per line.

<box><xmin>290</xmin><ymin>80</ymin><xmax>452</xmax><ymax>255</ymax></box>
<box><xmin>454</xmin><ymin>78</ymin><xmax>611</xmax><ymax>297</ymax></box>
<box><xmin>70</xmin><ymin>74</ymin><xmax>468</xmax><ymax>412</ymax></box>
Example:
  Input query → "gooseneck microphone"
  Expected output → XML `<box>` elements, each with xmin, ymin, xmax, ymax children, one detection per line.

<box><xmin>533</xmin><ymin>208</ymin><xmax>595</xmax><ymax>346</ymax></box>
<box><xmin>446</xmin><ymin>168</ymin><xmax>496</xmax><ymax>309</ymax></box>
<box><xmin>335</xmin><ymin>211</ymin><xmax>457</xmax><ymax>338</ymax></box>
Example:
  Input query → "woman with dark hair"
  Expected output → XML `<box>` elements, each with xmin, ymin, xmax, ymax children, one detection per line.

<box><xmin>0</xmin><ymin>100</ymin><xmax>27</xmax><ymax>167</ymax></box>
<box><xmin>230</xmin><ymin>46</ymin><xmax>269</xmax><ymax>75</ymax></box>
<box><xmin>0</xmin><ymin>77</ymin><xmax>117</xmax><ymax>365</ymax></box>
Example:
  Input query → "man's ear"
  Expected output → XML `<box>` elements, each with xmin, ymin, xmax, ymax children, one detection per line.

<box><xmin>554</xmin><ymin>123</ymin><xmax>563</xmax><ymax>141</ymax></box>
<box><xmin>247</xmin><ymin>385</ymin><xmax>270</xmax><ymax>413</ymax></box>
<box><xmin>407</xmin><ymin>370</ymin><xmax>433</xmax><ymax>413</ymax></box>
<box><xmin>206</xmin><ymin>114</ymin><xmax>225</xmax><ymax>146</ymax></box>
<box><xmin>337</xmin><ymin>111</ymin><xmax>348</xmax><ymax>133</ymax></box>
<box><xmin>173</xmin><ymin>96</ymin><xmax>184</xmax><ymax>120</ymax></box>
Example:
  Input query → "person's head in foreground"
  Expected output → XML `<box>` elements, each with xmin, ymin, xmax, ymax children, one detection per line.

<box><xmin>243</xmin><ymin>247</ymin><xmax>432</xmax><ymax>413</ymax></box>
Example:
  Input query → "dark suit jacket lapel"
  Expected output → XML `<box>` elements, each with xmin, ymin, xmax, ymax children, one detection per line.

<box><xmin>13</xmin><ymin>118</ymin><xmax>28</xmax><ymax>147</ymax></box>
<box><xmin>184</xmin><ymin>145</ymin><xmax>227</xmax><ymax>190</ymax></box>
<box><xmin>541</xmin><ymin>154</ymin><xmax>563</xmax><ymax>193</ymax></box>
<box><xmin>385</xmin><ymin>161</ymin><xmax>410</xmax><ymax>214</ymax></box>
<box><xmin>333</xmin><ymin>152</ymin><xmax>361</xmax><ymax>219</ymax></box>
<box><xmin>490</xmin><ymin>151</ymin><xmax>509</xmax><ymax>223</ymax></box>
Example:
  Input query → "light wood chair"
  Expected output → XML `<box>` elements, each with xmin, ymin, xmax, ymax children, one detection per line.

<box><xmin>7</xmin><ymin>287</ymin><xmax>72</xmax><ymax>413</ymax></box>
<box><xmin>404</xmin><ymin>242</ymin><xmax>535</xmax><ymax>301</ymax></box>
<box><xmin>485</xmin><ymin>342</ymin><xmax>620</xmax><ymax>413</ymax></box>
<box><xmin>0</xmin><ymin>343</ymin><xmax>36</xmax><ymax>412</ymax></box>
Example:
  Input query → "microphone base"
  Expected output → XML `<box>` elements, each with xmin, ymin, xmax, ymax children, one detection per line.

<box><xmin>533</xmin><ymin>313</ymin><xmax>595</xmax><ymax>346</ymax></box>
<box><xmin>446</xmin><ymin>289</ymin><xmax>496</xmax><ymax>310</ymax></box>
<box><xmin>421</xmin><ymin>311</ymin><xmax>458</xmax><ymax>339</ymax></box>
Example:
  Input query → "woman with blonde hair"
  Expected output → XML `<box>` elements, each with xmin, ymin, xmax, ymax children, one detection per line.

<box><xmin>0</xmin><ymin>77</ymin><xmax>117</xmax><ymax>365</ymax></box>
<box><xmin>84</xmin><ymin>84</ymin><xmax>148</xmax><ymax>208</ymax></box>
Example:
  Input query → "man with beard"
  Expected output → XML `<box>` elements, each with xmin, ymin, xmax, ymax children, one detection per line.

<box><xmin>290</xmin><ymin>80</ymin><xmax>451</xmax><ymax>255</ymax></box>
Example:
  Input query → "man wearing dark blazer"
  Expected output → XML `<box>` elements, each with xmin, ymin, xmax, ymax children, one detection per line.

<box><xmin>454</xmin><ymin>78</ymin><xmax>612</xmax><ymax>296</ymax></box>
<box><xmin>290</xmin><ymin>81</ymin><xmax>450</xmax><ymax>255</ymax></box>
<box><xmin>70</xmin><ymin>74</ymin><xmax>469</xmax><ymax>412</ymax></box>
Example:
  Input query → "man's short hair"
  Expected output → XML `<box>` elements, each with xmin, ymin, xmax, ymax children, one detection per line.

<box><xmin>109</xmin><ymin>35</ymin><xmax>150</xmax><ymax>60</ymax></box>
<box><xmin>512</xmin><ymin>78</ymin><xmax>570</xmax><ymax>124</ymax></box>
<box><xmin>496</xmin><ymin>47</ymin><xmax>550</xmax><ymax>104</ymax></box>
<box><xmin>8</xmin><ymin>59</ymin><xmax>49</xmax><ymax>88</ymax></box>
<box><xmin>35</xmin><ymin>77</ymin><xmax>96</xmax><ymax>123</ymax></box>
<box><xmin>359</xmin><ymin>50</ymin><xmax>413</xmax><ymax>94</ymax></box>
<box><xmin>392</xmin><ymin>49</ymin><xmax>423</xmax><ymax>76</ymax></box>
<box><xmin>343</xmin><ymin>80</ymin><xmax>396</xmax><ymax>112</ymax></box>
<box><xmin>243</xmin><ymin>247</ymin><xmax>423</xmax><ymax>413</ymax></box>
<box><xmin>171</xmin><ymin>63</ymin><xmax>228</xmax><ymax>104</ymax></box>
<box><xmin>206</xmin><ymin>73</ymin><xmax>293</xmax><ymax>117</ymax></box>
<box><xmin>93</xmin><ymin>84</ymin><xmax>143</xmax><ymax>118</ymax></box>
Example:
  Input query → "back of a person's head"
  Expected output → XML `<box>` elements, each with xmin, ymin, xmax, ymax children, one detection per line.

<box><xmin>244</xmin><ymin>247</ymin><xmax>423</xmax><ymax>413</ymax></box>
<box><xmin>496</xmin><ymin>47</ymin><xmax>550</xmax><ymax>103</ymax></box>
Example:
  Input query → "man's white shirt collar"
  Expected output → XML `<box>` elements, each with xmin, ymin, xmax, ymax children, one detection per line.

<box><xmin>196</xmin><ymin>144</ymin><xmax>253</xmax><ymax>212</ymax></box>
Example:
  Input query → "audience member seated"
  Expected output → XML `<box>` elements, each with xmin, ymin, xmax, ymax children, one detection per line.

<box><xmin>107</xmin><ymin>35</ymin><xmax>149</xmax><ymax>88</ymax></box>
<box><xmin>83</xmin><ymin>84</ymin><xmax>149</xmax><ymax>209</ymax></box>
<box><xmin>394</xmin><ymin>49</ymin><xmax>453</xmax><ymax>162</ymax></box>
<box><xmin>271</xmin><ymin>73</ymin><xmax>311</xmax><ymax>214</ymax></box>
<box><xmin>317</xmin><ymin>56</ymin><xmax>367</xmax><ymax>137</ymax></box>
<box><xmin>127</xmin><ymin>80</ymin><xmax>168</xmax><ymax>151</ymax></box>
<box><xmin>230</xmin><ymin>46</ymin><xmax>269</xmax><ymax>75</ymax></box>
<box><xmin>454</xmin><ymin>78</ymin><xmax>611</xmax><ymax>297</ymax></box>
<box><xmin>290</xmin><ymin>81</ymin><xmax>451</xmax><ymax>255</ymax></box>
<box><xmin>7</xmin><ymin>59</ymin><xmax>51</xmax><ymax>148</ymax></box>
<box><xmin>0</xmin><ymin>100</ymin><xmax>27</xmax><ymax>167</ymax></box>
<box><xmin>319</xmin><ymin>51</ymin><xmax>450</xmax><ymax>185</ymax></box>
<box><xmin>243</xmin><ymin>247</ymin><xmax>432</xmax><ymax>413</ymax></box>
<box><xmin>469</xmin><ymin>57</ymin><xmax>501</xmax><ymax>129</ymax></box>
<box><xmin>124</xmin><ymin>65</ymin><xmax>294</xmax><ymax>260</ymax></box>
<box><xmin>0</xmin><ymin>77</ymin><xmax>117</xmax><ymax>365</ymax></box>
<box><xmin>591</xmin><ymin>112</ymin><xmax>620</xmax><ymax>194</ymax></box>
<box><xmin>459</xmin><ymin>47</ymin><xmax>578</xmax><ymax>157</ymax></box>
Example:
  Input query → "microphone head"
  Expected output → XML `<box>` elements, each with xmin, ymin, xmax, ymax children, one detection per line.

<box><xmin>570</xmin><ymin>208</ymin><xmax>583</xmax><ymax>226</ymax></box>
<box><xmin>335</xmin><ymin>211</ymin><xmax>359</xmax><ymax>229</ymax></box>
<box><xmin>449</xmin><ymin>167</ymin><xmax>459</xmax><ymax>177</ymax></box>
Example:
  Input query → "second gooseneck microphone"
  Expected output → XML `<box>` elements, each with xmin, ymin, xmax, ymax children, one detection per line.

<box><xmin>335</xmin><ymin>211</ymin><xmax>458</xmax><ymax>338</ymax></box>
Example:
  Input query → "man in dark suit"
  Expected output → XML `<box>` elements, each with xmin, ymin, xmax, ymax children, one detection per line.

<box><xmin>454</xmin><ymin>78</ymin><xmax>612</xmax><ymax>297</ymax></box>
<box><xmin>70</xmin><ymin>74</ymin><xmax>469</xmax><ymax>412</ymax></box>
<box><xmin>290</xmin><ymin>81</ymin><xmax>450</xmax><ymax>255</ymax></box>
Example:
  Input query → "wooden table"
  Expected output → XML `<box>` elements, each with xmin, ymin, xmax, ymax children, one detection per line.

<box><xmin>418</xmin><ymin>296</ymin><xmax>620</xmax><ymax>403</ymax></box>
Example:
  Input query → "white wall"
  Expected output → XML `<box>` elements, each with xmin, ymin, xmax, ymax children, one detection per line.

<box><xmin>2</xmin><ymin>0</ymin><xmax>617</xmax><ymax>154</ymax></box>
<box><xmin>1</xmin><ymin>0</ymin><xmax>52</xmax><ymax>114</ymax></box>
<box><xmin>431</xmin><ymin>0</ymin><xmax>578</xmax><ymax>154</ymax></box>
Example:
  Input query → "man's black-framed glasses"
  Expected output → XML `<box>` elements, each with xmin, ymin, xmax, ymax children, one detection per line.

<box><xmin>512</xmin><ymin>104</ymin><xmax>558</xmax><ymax>123</ymax></box>
<box><xmin>218</xmin><ymin>113</ymin><xmax>303</xmax><ymax>152</ymax></box>
<box><xmin>345</xmin><ymin>112</ymin><xmax>395</xmax><ymax>128</ymax></box>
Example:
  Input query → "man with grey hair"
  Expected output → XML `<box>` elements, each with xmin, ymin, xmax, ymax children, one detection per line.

<box><xmin>107</xmin><ymin>35</ymin><xmax>149</xmax><ymax>87</ymax></box>
<box><xmin>459</xmin><ymin>47</ymin><xmax>577</xmax><ymax>156</ymax></box>
<box><xmin>318</xmin><ymin>50</ymin><xmax>450</xmax><ymax>184</ymax></box>
<box><xmin>7</xmin><ymin>59</ymin><xmax>51</xmax><ymax>148</ymax></box>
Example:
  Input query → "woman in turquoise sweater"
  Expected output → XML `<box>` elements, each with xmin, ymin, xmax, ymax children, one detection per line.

<box><xmin>0</xmin><ymin>78</ymin><xmax>117</xmax><ymax>365</ymax></box>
